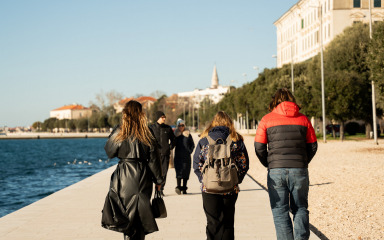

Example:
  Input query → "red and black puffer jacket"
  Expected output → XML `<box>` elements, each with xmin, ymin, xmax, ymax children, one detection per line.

<box><xmin>254</xmin><ymin>101</ymin><xmax>317</xmax><ymax>169</ymax></box>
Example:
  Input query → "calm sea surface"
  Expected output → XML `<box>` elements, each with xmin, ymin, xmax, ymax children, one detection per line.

<box><xmin>0</xmin><ymin>138</ymin><xmax>116</xmax><ymax>217</ymax></box>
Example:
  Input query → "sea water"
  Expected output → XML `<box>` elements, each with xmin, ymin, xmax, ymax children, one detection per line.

<box><xmin>0</xmin><ymin>138</ymin><xmax>116</xmax><ymax>217</ymax></box>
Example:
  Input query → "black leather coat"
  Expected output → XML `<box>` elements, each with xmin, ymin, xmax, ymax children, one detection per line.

<box><xmin>101</xmin><ymin>127</ymin><xmax>163</xmax><ymax>234</ymax></box>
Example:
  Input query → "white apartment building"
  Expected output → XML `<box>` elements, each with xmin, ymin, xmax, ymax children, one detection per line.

<box><xmin>275</xmin><ymin>0</ymin><xmax>384</xmax><ymax>68</ymax></box>
<box><xmin>50</xmin><ymin>104</ymin><xmax>92</xmax><ymax>120</ymax></box>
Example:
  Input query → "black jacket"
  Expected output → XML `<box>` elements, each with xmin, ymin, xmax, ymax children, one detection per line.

<box><xmin>101</xmin><ymin>127</ymin><xmax>163</xmax><ymax>234</ymax></box>
<box><xmin>149</xmin><ymin>123</ymin><xmax>175</xmax><ymax>156</ymax></box>
<box><xmin>174</xmin><ymin>129</ymin><xmax>195</xmax><ymax>179</ymax></box>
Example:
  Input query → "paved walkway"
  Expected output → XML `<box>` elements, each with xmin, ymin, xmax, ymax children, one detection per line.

<box><xmin>0</xmin><ymin>134</ymin><xmax>320</xmax><ymax>240</ymax></box>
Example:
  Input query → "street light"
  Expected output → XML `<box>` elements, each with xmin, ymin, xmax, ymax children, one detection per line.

<box><xmin>272</xmin><ymin>54</ymin><xmax>277</xmax><ymax>68</ymax></box>
<box><xmin>289</xmin><ymin>40</ymin><xmax>295</xmax><ymax>94</ymax></box>
<box><xmin>311</xmin><ymin>0</ymin><xmax>327</xmax><ymax>143</ymax></box>
<box><xmin>253</xmin><ymin>66</ymin><xmax>259</xmax><ymax>78</ymax></box>
<box><xmin>242</xmin><ymin>73</ymin><xmax>247</xmax><ymax>84</ymax></box>
<box><xmin>369</xmin><ymin>0</ymin><xmax>379</xmax><ymax>145</ymax></box>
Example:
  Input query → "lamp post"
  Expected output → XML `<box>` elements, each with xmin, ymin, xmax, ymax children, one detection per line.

<box><xmin>311</xmin><ymin>0</ymin><xmax>327</xmax><ymax>143</ymax></box>
<box><xmin>290</xmin><ymin>40</ymin><xmax>295</xmax><ymax>94</ymax></box>
<box><xmin>272</xmin><ymin>54</ymin><xmax>277</xmax><ymax>68</ymax></box>
<box><xmin>242</xmin><ymin>73</ymin><xmax>247</xmax><ymax>84</ymax></box>
<box><xmin>369</xmin><ymin>0</ymin><xmax>379</xmax><ymax>145</ymax></box>
<box><xmin>253</xmin><ymin>66</ymin><xmax>259</xmax><ymax>78</ymax></box>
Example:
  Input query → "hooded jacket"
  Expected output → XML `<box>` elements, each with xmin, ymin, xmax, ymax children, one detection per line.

<box><xmin>101</xmin><ymin>127</ymin><xmax>163</xmax><ymax>234</ymax></box>
<box><xmin>254</xmin><ymin>101</ymin><xmax>317</xmax><ymax>169</ymax></box>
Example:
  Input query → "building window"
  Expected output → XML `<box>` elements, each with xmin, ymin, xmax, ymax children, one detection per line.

<box><xmin>301</xmin><ymin>19</ymin><xmax>304</xmax><ymax>29</ymax></box>
<box><xmin>374</xmin><ymin>0</ymin><xmax>381</xmax><ymax>7</ymax></box>
<box><xmin>353</xmin><ymin>0</ymin><xmax>361</xmax><ymax>8</ymax></box>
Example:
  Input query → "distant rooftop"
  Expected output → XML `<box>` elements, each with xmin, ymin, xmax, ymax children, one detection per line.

<box><xmin>52</xmin><ymin>105</ymin><xmax>88</xmax><ymax>111</ymax></box>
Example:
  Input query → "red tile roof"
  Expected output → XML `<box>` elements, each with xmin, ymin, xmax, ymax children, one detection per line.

<box><xmin>52</xmin><ymin>105</ymin><xmax>88</xmax><ymax>111</ymax></box>
<box><xmin>136</xmin><ymin>96</ymin><xmax>157</xmax><ymax>103</ymax></box>
<box><xmin>118</xmin><ymin>97</ymin><xmax>134</xmax><ymax>105</ymax></box>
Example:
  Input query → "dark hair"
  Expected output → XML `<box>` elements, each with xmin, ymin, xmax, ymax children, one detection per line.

<box><xmin>268</xmin><ymin>88</ymin><xmax>299</xmax><ymax>112</ymax></box>
<box><xmin>115</xmin><ymin>100</ymin><xmax>153</xmax><ymax>146</ymax></box>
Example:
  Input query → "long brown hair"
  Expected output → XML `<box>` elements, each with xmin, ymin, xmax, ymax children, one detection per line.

<box><xmin>115</xmin><ymin>100</ymin><xmax>153</xmax><ymax>146</ymax></box>
<box><xmin>268</xmin><ymin>88</ymin><xmax>299</xmax><ymax>112</ymax></box>
<box><xmin>200</xmin><ymin>111</ymin><xmax>243</xmax><ymax>142</ymax></box>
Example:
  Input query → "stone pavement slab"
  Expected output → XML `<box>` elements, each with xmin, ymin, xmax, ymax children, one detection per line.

<box><xmin>0</xmin><ymin>134</ymin><xmax>320</xmax><ymax>240</ymax></box>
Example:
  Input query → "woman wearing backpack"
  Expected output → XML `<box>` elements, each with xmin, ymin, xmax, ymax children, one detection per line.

<box><xmin>193</xmin><ymin>111</ymin><xmax>249</xmax><ymax>240</ymax></box>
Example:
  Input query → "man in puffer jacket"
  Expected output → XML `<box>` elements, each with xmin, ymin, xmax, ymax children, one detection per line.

<box><xmin>254</xmin><ymin>88</ymin><xmax>317</xmax><ymax>240</ymax></box>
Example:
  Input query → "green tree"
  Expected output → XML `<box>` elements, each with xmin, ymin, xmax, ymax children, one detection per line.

<box><xmin>367</xmin><ymin>21</ymin><xmax>384</xmax><ymax>111</ymax></box>
<box><xmin>31</xmin><ymin>121</ymin><xmax>43</xmax><ymax>131</ymax></box>
<box><xmin>324</xmin><ymin>23</ymin><xmax>373</xmax><ymax>139</ymax></box>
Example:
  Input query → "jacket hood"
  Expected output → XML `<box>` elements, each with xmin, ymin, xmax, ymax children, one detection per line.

<box><xmin>273</xmin><ymin>101</ymin><xmax>299</xmax><ymax>117</ymax></box>
<box><xmin>208</xmin><ymin>126</ymin><xmax>230</xmax><ymax>141</ymax></box>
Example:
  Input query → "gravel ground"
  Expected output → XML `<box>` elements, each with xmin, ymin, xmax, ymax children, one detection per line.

<box><xmin>244</xmin><ymin>136</ymin><xmax>384</xmax><ymax>240</ymax></box>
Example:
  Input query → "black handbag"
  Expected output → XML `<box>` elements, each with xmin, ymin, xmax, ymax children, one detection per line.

<box><xmin>151</xmin><ymin>190</ymin><xmax>167</xmax><ymax>218</ymax></box>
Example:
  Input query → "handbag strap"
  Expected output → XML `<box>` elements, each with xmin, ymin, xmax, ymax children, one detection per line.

<box><xmin>154</xmin><ymin>189</ymin><xmax>163</xmax><ymax>199</ymax></box>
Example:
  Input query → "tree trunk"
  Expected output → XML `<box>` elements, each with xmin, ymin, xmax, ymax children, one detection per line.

<box><xmin>340</xmin><ymin>121</ymin><xmax>345</xmax><ymax>141</ymax></box>
<box><xmin>332</xmin><ymin>126</ymin><xmax>336</xmax><ymax>139</ymax></box>
<box><xmin>365</xmin><ymin>122</ymin><xmax>372</xmax><ymax>139</ymax></box>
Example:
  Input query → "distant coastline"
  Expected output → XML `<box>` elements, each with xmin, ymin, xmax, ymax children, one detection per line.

<box><xmin>0</xmin><ymin>132</ymin><xmax>109</xmax><ymax>140</ymax></box>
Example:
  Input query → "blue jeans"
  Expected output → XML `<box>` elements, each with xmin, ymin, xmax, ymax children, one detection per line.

<box><xmin>267</xmin><ymin>168</ymin><xmax>310</xmax><ymax>240</ymax></box>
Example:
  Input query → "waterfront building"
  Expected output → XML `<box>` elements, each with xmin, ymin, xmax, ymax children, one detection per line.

<box><xmin>275</xmin><ymin>0</ymin><xmax>384</xmax><ymax>68</ymax></box>
<box><xmin>113</xmin><ymin>96</ymin><xmax>156</xmax><ymax>113</ymax></box>
<box><xmin>50</xmin><ymin>104</ymin><xmax>92</xmax><ymax>120</ymax></box>
<box><xmin>177</xmin><ymin>65</ymin><xmax>230</xmax><ymax>108</ymax></box>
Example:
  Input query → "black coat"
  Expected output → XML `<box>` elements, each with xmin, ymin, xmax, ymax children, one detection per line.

<box><xmin>149</xmin><ymin>123</ymin><xmax>175</xmax><ymax>156</ymax></box>
<box><xmin>174</xmin><ymin>129</ymin><xmax>195</xmax><ymax>179</ymax></box>
<box><xmin>101</xmin><ymin>127</ymin><xmax>163</xmax><ymax>234</ymax></box>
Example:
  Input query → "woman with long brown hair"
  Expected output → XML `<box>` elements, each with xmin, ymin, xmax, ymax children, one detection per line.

<box><xmin>193</xmin><ymin>111</ymin><xmax>249</xmax><ymax>240</ymax></box>
<box><xmin>101</xmin><ymin>100</ymin><xmax>163</xmax><ymax>240</ymax></box>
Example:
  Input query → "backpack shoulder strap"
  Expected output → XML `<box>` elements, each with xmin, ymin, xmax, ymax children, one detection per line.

<box><xmin>225</xmin><ymin>134</ymin><xmax>233</xmax><ymax>145</ymax></box>
<box><xmin>206</xmin><ymin>135</ymin><xmax>216</xmax><ymax>145</ymax></box>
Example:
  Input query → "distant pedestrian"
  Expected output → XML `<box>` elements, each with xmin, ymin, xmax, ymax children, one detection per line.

<box><xmin>173</xmin><ymin>118</ymin><xmax>195</xmax><ymax>195</ymax></box>
<box><xmin>254</xmin><ymin>88</ymin><xmax>318</xmax><ymax>240</ymax></box>
<box><xmin>101</xmin><ymin>100</ymin><xmax>163</xmax><ymax>240</ymax></box>
<box><xmin>193</xmin><ymin>111</ymin><xmax>249</xmax><ymax>240</ymax></box>
<box><xmin>149</xmin><ymin>111</ymin><xmax>175</xmax><ymax>195</ymax></box>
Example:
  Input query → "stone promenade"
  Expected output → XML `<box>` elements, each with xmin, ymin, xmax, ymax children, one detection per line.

<box><xmin>0</xmin><ymin>134</ymin><xmax>320</xmax><ymax>240</ymax></box>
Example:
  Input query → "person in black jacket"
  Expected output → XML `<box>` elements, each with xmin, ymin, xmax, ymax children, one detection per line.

<box><xmin>173</xmin><ymin>118</ymin><xmax>195</xmax><ymax>195</ymax></box>
<box><xmin>101</xmin><ymin>100</ymin><xmax>163</xmax><ymax>240</ymax></box>
<box><xmin>149</xmin><ymin>111</ymin><xmax>175</xmax><ymax>195</ymax></box>
<box><xmin>193</xmin><ymin>111</ymin><xmax>249</xmax><ymax>240</ymax></box>
<box><xmin>254</xmin><ymin>88</ymin><xmax>318</xmax><ymax>240</ymax></box>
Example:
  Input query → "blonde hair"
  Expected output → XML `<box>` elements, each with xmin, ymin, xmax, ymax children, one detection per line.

<box><xmin>200</xmin><ymin>111</ymin><xmax>243</xmax><ymax>142</ymax></box>
<box><xmin>115</xmin><ymin>100</ymin><xmax>153</xmax><ymax>146</ymax></box>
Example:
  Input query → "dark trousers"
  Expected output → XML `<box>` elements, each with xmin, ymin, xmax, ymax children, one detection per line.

<box><xmin>160</xmin><ymin>155</ymin><xmax>170</xmax><ymax>189</ymax></box>
<box><xmin>202</xmin><ymin>192</ymin><xmax>238</xmax><ymax>240</ymax></box>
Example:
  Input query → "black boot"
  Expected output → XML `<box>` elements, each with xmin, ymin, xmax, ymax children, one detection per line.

<box><xmin>175</xmin><ymin>186</ymin><xmax>181</xmax><ymax>195</ymax></box>
<box><xmin>175</xmin><ymin>178</ymin><xmax>182</xmax><ymax>195</ymax></box>
<box><xmin>182</xmin><ymin>179</ymin><xmax>188</xmax><ymax>194</ymax></box>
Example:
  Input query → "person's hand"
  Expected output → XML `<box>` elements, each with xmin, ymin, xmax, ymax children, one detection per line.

<box><xmin>155</xmin><ymin>184</ymin><xmax>162</xmax><ymax>191</ymax></box>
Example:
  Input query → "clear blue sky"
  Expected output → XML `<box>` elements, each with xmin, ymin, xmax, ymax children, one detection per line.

<box><xmin>0</xmin><ymin>0</ymin><xmax>297</xmax><ymax>127</ymax></box>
